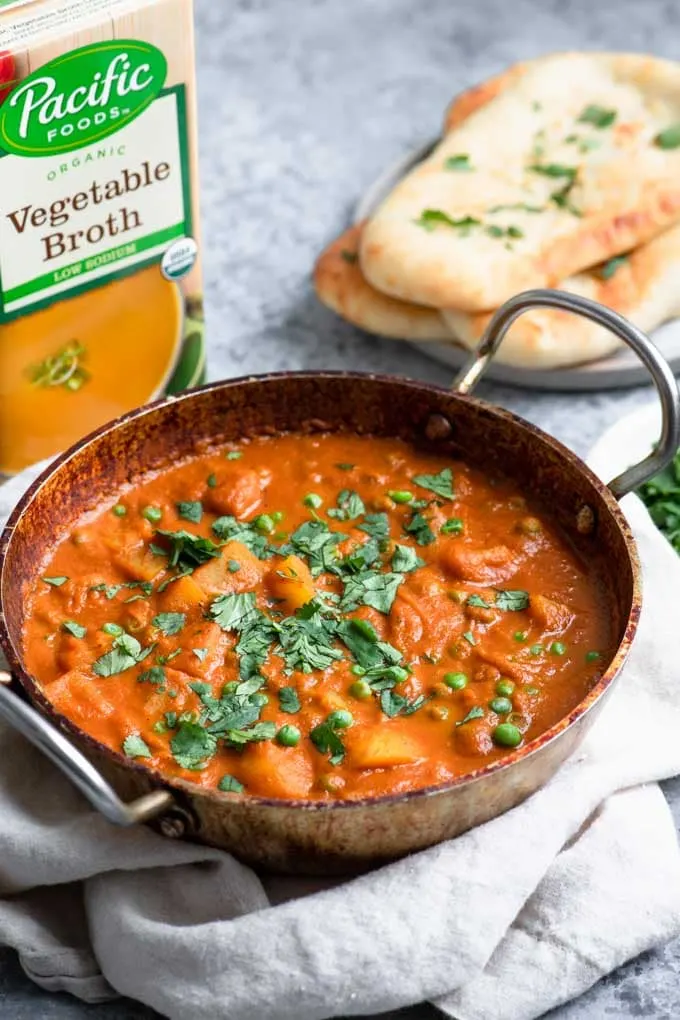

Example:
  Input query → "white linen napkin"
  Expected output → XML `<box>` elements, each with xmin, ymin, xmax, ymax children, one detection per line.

<box><xmin>0</xmin><ymin>446</ymin><xmax>679</xmax><ymax>1020</ymax></box>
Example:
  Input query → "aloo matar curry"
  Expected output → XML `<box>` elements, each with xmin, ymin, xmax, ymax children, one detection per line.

<box><xmin>23</xmin><ymin>433</ymin><xmax>610</xmax><ymax>801</ymax></box>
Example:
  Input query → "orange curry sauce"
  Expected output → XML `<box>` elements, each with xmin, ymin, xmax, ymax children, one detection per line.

<box><xmin>23</xmin><ymin>434</ymin><xmax>611</xmax><ymax>801</ymax></box>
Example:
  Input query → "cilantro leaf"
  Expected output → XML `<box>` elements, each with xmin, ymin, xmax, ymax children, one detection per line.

<box><xmin>412</xmin><ymin>468</ymin><xmax>453</xmax><ymax>500</ymax></box>
<box><xmin>380</xmin><ymin>690</ymin><xmax>430</xmax><ymax>718</ymax></box>
<box><xmin>218</xmin><ymin>774</ymin><xmax>245</xmax><ymax>793</ymax></box>
<box><xmin>334</xmin><ymin>537</ymin><xmax>381</xmax><ymax>575</ymax></box>
<box><xmin>278</xmin><ymin>686</ymin><xmax>301</xmax><ymax>713</ymax></box>
<box><xmin>285</xmin><ymin>520</ymin><xmax>344</xmax><ymax>575</ymax></box>
<box><xmin>42</xmin><ymin>575</ymin><xmax>68</xmax><ymax>587</ymax></box>
<box><xmin>192</xmin><ymin>647</ymin><xmax>208</xmax><ymax>662</ymax></box>
<box><xmin>358</xmin><ymin>512</ymin><xmax>389</xmax><ymax>541</ymax></box>
<box><xmin>209</xmin><ymin>592</ymin><xmax>259</xmax><ymax>631</ymax></box>
<box><xmin>211</xmin><ymin>515</ymin><xmax>274</xmax><ymax>559</ymax></box>
<box><xmin>391</xmin><ymin>544</ymin><xmax>424</xmax><ymax>573</ymax></box>
<box><xmin>340</xmin><ymin>570</ymin><xmax>403</xmax><ymax>614</ymax></box>
<box><xmin>277</xmin><ymin>614</ymin><xmax>343</xmax><ymax>673</ymax></box>
<box><xmin>93</xmin><ymin>632</ymin><xmax>152</xmax><ymax>677</ymax></box>
<box><xmin>577</xmin><ymin>104</ymin><xmax>616</xmax><ymax>128</ymax></box>
<box><xmin>528</xmin><ymin>163</ymin><xmax>578</xmax><ymax>180</ymax></box>
<box><xmin>224</xmin><ymin>721</ymin><xmax>276</xmax><ymax>746</ymax></box>
<box><xmin>456</xmin><ymin>706</ymin><xmax>485</xmax><ymax>726</ymax></box>
<box><xmin>495</xmin><ymin>589</ymin><xmax>530</xmax><ymax>611</ymax></box>
<box><xmin>415</xmin><ymin>209</ymin><xmax>481</xmax><ymax>232</ymax></box>
<box><xmin>152</xmin><ymin>612</ymin><xmax>186</xmax><ymax>636</ymax></box>
<box><xmin>176</xmin><ymin>500</ymin><xmax>203</xmax><ymax>523</ymax></box>
<box><xmin>327</xmin><ymin>489</ymin><xmax>366</xmax><ymax>521</ymax></box>
<box><xmin>336</xmin><ymin>618</ymin><xmax>402</xmax><ymax>670</ymax></box>
<box><xmin>444</xmin><ymin>153</ymin><xmax>473</xmax><ymax>171</ymax></box>
<box><xmin>404</xmin><ymin>511</ymin><xmax>435</xmax><ymax>546</ymax></box>
<box><xmin>122</xmin><ymin>734</ymin><xmax>152</xmax><ymax>759</ymax></box>
<box><xmin>598</xmin><ymin>255</ymin><xmax>627</xmax><ymax>280</ymax></box>
<box><xmin>62</xmin><ymin>620</ymin><xmax>86</xmax><ymax>638</ymax></box>
<box><xmin>139</xmin><ymin>666</ymin><xmax>166</xmax><ymax>689</ymax></box>
<box><xmin>236</xmin><ymin>615</ymin><xmax>279</xmax><ymax>680</ymax></box>
<box><xmin>441</xmin><ymin>517</ymin><xmax>464</xmax><ymax>535</ymax></box>
<box><xmin>191</xmin><ymin>677</ymin><xmax>263</xmax><ymax>733</ymax></box>
<box><xmin>310</xmin><ymin>715</ymin><xmax>349</xmax><ymax>765</ymax></box>
<box><xmin>154</xmin><ymin>529</ymin><xmax>222</xmax><ymax>571</ymax></box>
<box><xmin>170</xmin><ymin>721</ymin><xmax>217</xmax><ymax>770</ymax></box>
<box><xmin>654</xmin><ymin>123</ymin><xmax>680</xmax><ymax>150</ymax></box>
<box><xmin>467</xmin><ymin>594</ymin><xmax>490</xmax><ymax>608</ymax></box>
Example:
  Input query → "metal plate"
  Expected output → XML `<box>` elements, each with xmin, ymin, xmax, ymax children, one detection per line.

<box><xmin>355</xmin><ymin>140</ymin><xmax>680</xmax><ymax>392</ymax></box>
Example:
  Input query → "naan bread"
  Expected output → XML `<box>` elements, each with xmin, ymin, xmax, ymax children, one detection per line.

<box><xmin>361</xmin><ymin>52</ymin><xmax>680</xmax><ymax>312</ymax></box>
<box><xmin>316</xmin><ymin>221</ymin><xmax>680</xmax><ymax>369</ymax></box>
<box><xmin>313</xmin><ymin>223</ymin><xmax>450</xmax><ymax>341</ymax></box>
<box><xmin>443</xmin><ymin>62</ymin><xmax>531</xmax><ymax>133</ymax></box>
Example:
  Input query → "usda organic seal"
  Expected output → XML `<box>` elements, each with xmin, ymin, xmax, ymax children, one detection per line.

<box><xmin>161</xmin><ymin>237</ymin><xmax>197</xmax><ymax>280</ymax></box>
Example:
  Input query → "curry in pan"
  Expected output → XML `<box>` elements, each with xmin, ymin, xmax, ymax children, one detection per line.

<box><xmin>23</xmin><ymin>433</ymin><xmax>611</xmax><ymax>801</ymax></box>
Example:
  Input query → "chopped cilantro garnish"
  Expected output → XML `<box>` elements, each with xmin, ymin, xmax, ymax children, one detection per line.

<box><xmin>209</xmin><ymin>592</ymin><xmax>260</xmax><ymax>631</ymax></box>
<box><xmin>170</xmin><ymin>721</ymin><xmax>217</xmax><ymax>770</ymax></box>
<box><xmin>93</xmin><ymin>632</ymin><xmax>153</xmax><ymax>677</ymax></box>
<box><xmin>310</xmin><ymin>713</ymin><xmax>351</xmax><ymax>765</ymax></box>
<box><xmin>42</xmin><ymin>576</ymin><xmax>68</xmax><ymax>587</ymax></box>
<box><xmin>528</xmin><ymin>163</ymin><xmax>577</xmax><ymax>180</ymax></box>
<box><xmin>138</xmin><ymin>666</ymin><xmax>166</xmax><ymax>690</ymax></box>
<box><xmin>62</xmin><ymin>620</ymin><xmax>86</xmax><ymax>638</ymax></box>
<box><xmin>391</xmin><ymin>544</ymin><xmax>424</xmax><ymax>573</ymax></box>
<box><xmin>380</xmin><ymin>690</ymin><xmax>429</xmax><ymax>718</ymax></box>
<box><xmin>285</xmin><ymin>519</ymin><xmax>344</xmax><ymax>575</ymax></box>
<box><xmin>192</xmin><ymin>647</ymin><xmax>208</xmax><ymax>662</ymax></box>
<box><xmin>412</xmin><ymin>467</ymin><xmax>453</xmax><ymax>499</ymax></box>
<box><xmin>340</xmin><ymin>570</ymin><xmax>403</xmax><ymax>614</ymax></box>
<box><xmin>176</xmin><ymin>500</ymin><xmax>203</xmax><ymax>523</ymax></box>
<box><xmin>598</xmin><ymin>255</ymin><xmax>627</xmax><ymax>280</ymax></box>
<box><xmin>495</xmin><ymin>589</ymin><xmax>530</xmax><ymax>611</ymax></box>
<box><xmin>278</xmin><ymin>686</ymin><xmax>301</xmax><ymax>713</ymax></box>
<box><xmin>577</xmin><ymin>104</ymin><xmax>616</xmax><ymax>128</ymax></box>
<box><xmin>456</xmin><ymin>706</ymin><xmax>484</xmax><ymax>726</ymax></box>
<box><xmin>415</xmin><ymin>209</ymin><xmax>481</xmax><ymax>232</ymax></box>
<box><xmin>152</xmin><ymin>612</ymin><xmax>186</xmax><ymax>636</ymax></box>
<box><xmin>357</xmin><ymin>512</ymin><xmax>389</xmax><ymax>541</ymax></box>
<box><xmin>336</xmin><ymin>463</ymin><xmax>355</xmax><ymax>471</ymax></box>
<box><xmin>154</xmin><ymin>529</ymin><xmax>221</xmax><ymax>571</ymax></box>
<box><xmin>122</xmin><ymin>734</ymin><xmax>152</xmax><ymax>759</ymax></box>
<box><xmin>463</xmin><ymin>630</ymin><xmax>476</xmax><ymax>645</ymax></box>
<box><xmin>443</xmin><ymin>153</ymin><xmax>474</xmax><ymax>172</ymax></box>
<box><xmin>466</xmin><ymin>594</ymin><xmax>490</xmax><ymax>608</ymax></box>
<box><xmin>327</xmin><ymin>489</ymin><xmax>365</xmax><ymax>521</ymax></box>
<box><xmin>218</xmin><ymin>774</ymin><xmax>245</xmax><ymax>792</ymax></box>
<box><xmin>277</xmin><ymin>613</ymin><xmax>343</xmax><ymax>674</ymax></box>
<box><xmin>404</xmin><ymin>511</ymin><xmax>435</xmax><ymax>546</ymax></box>
<box><xmin>441</xmin><ymin>517</ymin><xmax>464</xmax><ymax>535</ymax></box>
<box><xmin>225</xmin><ymin>451</ymin><xmax>243</xmax><ymax>460</ymax></box>
<box><xmin>654</xmin><ymin>123</ymin><xmax>680</xmax><ymax>149</ymax></box>
<box><xmin>211</xmin><ymin>515</ymin><xmax>274</xmax><ymax>559</ymax></box>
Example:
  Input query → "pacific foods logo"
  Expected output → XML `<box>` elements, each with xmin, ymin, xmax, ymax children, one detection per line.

<box><xmin>0</xmin><ymin>40</ymin><xmax>167</xmax><ymax>156</ymax></box>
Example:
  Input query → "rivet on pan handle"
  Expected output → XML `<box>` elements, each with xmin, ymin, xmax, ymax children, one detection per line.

<box><xmin>452</xmin><ymin>288</ymin><xmax>680</xmax><ymax>499</ymax></box>
<box><xmin>0</xmin><ymin>671</ymin><xmax>173</xmax><ymax>825</ymax></box>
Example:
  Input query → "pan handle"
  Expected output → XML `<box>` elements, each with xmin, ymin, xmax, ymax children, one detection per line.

<box><xmin>452</xmin><ymin>288</ymin><xmax>680</xmax><ymax>499</ymax></box>
<box><xmin>0</xmin><ymin>671</ymin><xmax>173</xmax><ymax>825</ymax></box>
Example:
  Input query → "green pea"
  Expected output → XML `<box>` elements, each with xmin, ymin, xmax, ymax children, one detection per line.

<box><xmin>141</xmin><ymin>505</ymin><xmax>162</xmax><ymax>523</ymax></box>
<box><xmin>495</xmin><ymin>679</ymin><xmax>515</xmax><ymax>697</ymax></box>
<box><xmin>388</xmin><ymin>490</ymin><xmax>413</xmax><ymax>504</ymax></box>
<box><xmin>276</xmin><ymin>724</ymin><xmax>301</xmax><ymax>747</ymax></box>
<box><xmin>350</xmin><ymin>664</ymin><xmax>367</xmax><ymax>676</ymax></box>
<box><xmin>493</xmin><ymin>722</ymin><xmax>523</xmax><ymax>748</ymax></box>
<box><xmin>585</xmin><ymin>650</ymin><xmax>600</xmax><ymax>663</ymax></box>
<box><xmin>207</xmin><ymin>473</ymin><xmax>217</xmax><ymax>488</ymax></box>
<box><xmin>443</xmin><ymin>671</ymin><xmax>468</xmax><ymax>691</ymax></box>
<box><xmin>253</xmin><ymin>514</ymin><xmax>275</xmax><ymax>534</ymax></box>
<box><xmin>350</xmin><ymin>618</ymin><xmax>377</xmax><ymax>642</ymax></box>
<box><xmin>489</xmin><ymin>696</ymin><xmax>513</xmax><ymax>715</ymax></box>
<box><xmin>327</xmin><ymin>709</ymin><xmax>353</xmax><ymax>729</ymax></box>
<box><xmin>271</xmin><ymin>511</ymin><xmax>284</xmax><ymax>523</ymax></box>
<box><xmin>550</xmin><ymin>641</ymin><xmax>566</xmax><ymax>656</ymax></box>
<box><xmin>112</xmin><ymin>504</ymin><xmax>127</xmax><ymax>517</ymax></box>
<box><xmin>513</xmin><ymin>631</ymin><xmax>527</xmax><ymax>642</ymax></box>
<box><xmin>529</xmin><ymin>643</ymin><xmax>543</xmax><ymax>656</ymax></box>
<box><xmin>250</xmin><ymin>692</ymin><xmax>269</xmax><ymax>707</ymax></box>
<box><xmin>303</xmin><ymin>493</ymin><xmax>322</xmax><ymax>509</ymax></box>
<box><xmin>102</xmin><ymin>622</ymin><xmax>124</xmax><ymax>637</ymax></box>
<box><xmin>349</xmin><ymin>679</ymin><xmax>372</xmax><ymax>700</ymax></box>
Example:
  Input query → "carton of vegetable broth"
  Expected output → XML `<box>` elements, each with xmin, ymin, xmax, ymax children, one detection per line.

<box><xmin>0</xmin><ymin>0</ymin><xmax>205</xmax><ymax>476</ymax></box>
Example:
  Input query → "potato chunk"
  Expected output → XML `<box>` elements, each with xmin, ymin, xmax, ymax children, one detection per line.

<box><xmin>530</xmin><ymin>594</ymin><xmax>573</xmax><ymax>633</ymax></box>
<box><xmin>203</xmin><ymin>468</ymin><xmax>264</xmax><ymax>518</ymax></box>
<box><xmin>266</xmin><ymin>555</ymin><xmax>315</xmax><ymax>613</ymax></box>
<box><xmin>192</xmin><ymin>540</ymin><xmax>265</xmax><ymax>597</ymax></box>
<box><xmin>440</xmin><ymin>543</ymin><xmax>517</xmax><ymax>584</ymax></box>
<box><xmin>350</xmin><ymin>726</ymin><xmax>426</xmax><ymax>768</ymax></box>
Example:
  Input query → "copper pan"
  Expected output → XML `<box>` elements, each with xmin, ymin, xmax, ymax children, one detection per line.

<box><xmin>0</xmin><ymin>290</ymin><xmax>678</xmax><ymax>875</ymax></box>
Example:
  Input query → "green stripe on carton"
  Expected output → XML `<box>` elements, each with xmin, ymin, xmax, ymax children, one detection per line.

<box><xmin>4</xmin><ymin>222</ymin><xmax>184</xmax><ymax>305</ymax></box>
